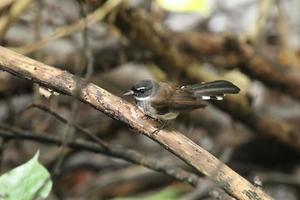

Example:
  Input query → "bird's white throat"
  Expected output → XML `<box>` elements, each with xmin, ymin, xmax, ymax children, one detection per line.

<box><xmin>134</xmin><ymin>96</ymin><xmax>151</xmax><ymax>101</ymax></box>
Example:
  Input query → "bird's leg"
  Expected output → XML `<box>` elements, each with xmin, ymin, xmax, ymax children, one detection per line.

<box><xmin>141</xmin><ymin>113</ymin><xmax>168</xmax><ymax>134</ymax></box>
<box><xmin>151</xmin><ymin>120</ymin><xmax>169</xmax><ymax>135</ymax></box>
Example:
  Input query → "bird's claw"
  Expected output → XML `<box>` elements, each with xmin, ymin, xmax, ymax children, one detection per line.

<box><xmin>151</xmin><ymin>120</ymin><xmax>169</xmax><ymax>135</ymax></box>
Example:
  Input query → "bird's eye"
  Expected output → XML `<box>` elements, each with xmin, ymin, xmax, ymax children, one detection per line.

<box><xmin>136</xmin><ymin>87</ymin><xmax>146</xmax><ymax>93</ymax></box>
<box><xmin>138</xmin><ymin>89</ymin><xmax>145</xmax><ymax>93</ymax></box>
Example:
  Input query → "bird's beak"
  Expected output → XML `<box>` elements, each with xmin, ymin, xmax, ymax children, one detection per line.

<box><xmin>123</xmin><ymin>90</ymin><xmax>134</xmax><ymax>96</ymax></box>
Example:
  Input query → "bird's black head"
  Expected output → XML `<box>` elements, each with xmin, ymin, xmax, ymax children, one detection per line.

<box><xmin>124</xmin><ymin>80</ymin><xmax>159</xmax><ymax>99</ymax></box>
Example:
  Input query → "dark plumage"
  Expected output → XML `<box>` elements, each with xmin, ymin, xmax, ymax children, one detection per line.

<box><xmin>125</xmin><ymin>80</ymin><xmax>240</xmax><ymax>120</ymax></box>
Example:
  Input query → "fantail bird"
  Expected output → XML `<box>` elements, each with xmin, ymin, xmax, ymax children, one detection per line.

<box><xmin>124</xmin><ymin>79</ymin><xmax>240</xmax><ymax>121</ymax></box>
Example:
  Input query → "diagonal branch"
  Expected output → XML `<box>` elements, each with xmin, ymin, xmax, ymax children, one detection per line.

<box><xmin>0</xmin><ymin>46</ymin><xmax>272</xmax><ymax>200</ymax></box>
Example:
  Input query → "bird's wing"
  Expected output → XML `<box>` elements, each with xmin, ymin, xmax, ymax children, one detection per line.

<box><xmin>170</xmin><ymin>89</ymin><xmax>207</xmax><ymax>111</ymax></box>
<box><xmin>150</xmin><ymin>83</ymin><xmax>206</xmax><ymax>114</ymax></box>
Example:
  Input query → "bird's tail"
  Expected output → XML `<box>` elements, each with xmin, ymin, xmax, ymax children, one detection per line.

<box><xmin>182</xmin><ymin>80</ymin><xmax>240</xmax><ymax>100</ymax></box>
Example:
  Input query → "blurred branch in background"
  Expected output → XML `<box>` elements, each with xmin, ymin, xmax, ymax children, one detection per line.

<box><xmin>0</xmin><ymin>0</ymin><xmax>15</xmax><ymax>12</ymax></box>
<box><xmin>176</xmin><ymin>33</ymin><xmax>300</xmax><ymax>100</ymax></box>
<box><xmin>11</xmin><ymin>0</ymin><xmax>123</xmax><ymax>55</ymax></box>
<box><xmin>246</xmin><ymin>0</ymin><xmax>275</xmax><ymax>44</ymax></box>
<box><xmin>0</xmin><ymin>0</ymin><xmax>33</xmax><ymax>38</ymax></box>
<box><xmin>275</xmin><ymin>0</ymin><xmax>299</xmax><ymax>69</ymax></box>
<box><xmin>0</xmin><ymin>124</ymin><xmax>201</xmax><ymax>187</ymax></box>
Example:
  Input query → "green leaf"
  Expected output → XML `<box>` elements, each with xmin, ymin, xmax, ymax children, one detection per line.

<box><xmin>0</xmin><ymin>151</ymin><xmax>52</xmax><ymax>200</ymax></box>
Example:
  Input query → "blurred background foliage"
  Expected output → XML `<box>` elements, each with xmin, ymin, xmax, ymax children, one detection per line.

<box><xmin>1</xmin><ymin>0</ymin><xmax>300</xmax><ymax>199</ymax></box>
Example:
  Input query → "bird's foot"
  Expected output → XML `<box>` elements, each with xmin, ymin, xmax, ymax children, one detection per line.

<box><xmin>141</xmin><ymin>114</ymin><xmax>169</xmax><ymax>135</ymax></box>
<box><xmin>151</xmin><ymin>120</ymin><xmax>169</xmax><ymax>135</ymax></box>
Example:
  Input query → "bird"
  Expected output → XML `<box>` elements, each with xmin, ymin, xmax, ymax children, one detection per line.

<box><xmin>124</xmin><ymin>79</ymin><xmax>240</xmax><ymax>131</ymax></box>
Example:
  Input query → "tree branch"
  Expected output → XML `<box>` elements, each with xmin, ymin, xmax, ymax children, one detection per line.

<box><xmin>0</xmin><ymin>46</ymin><xmax>272</xmax><ymax>199</ymax></box>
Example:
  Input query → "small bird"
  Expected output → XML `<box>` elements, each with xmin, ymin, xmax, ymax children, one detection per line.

<box><xmin>124</xmin><ymin>79</ymin><xmax>240</xmax><ymax>123</ymax></box>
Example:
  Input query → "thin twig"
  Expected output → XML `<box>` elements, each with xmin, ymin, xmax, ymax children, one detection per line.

<box><xmin>51</xmin><ymin>0</ymin><xmax>99</xmax><ymax>178</ymax></box>
<box><xmin>246</xmin><ymin>0</ymin><xmax>275</xmax><ymax>43</ymax></box>
<box><xmin>0</xmin><ymin>0</ymin><xmax>33</xmax><ymax>38</ymax></box>
<box><xmin>22</xmin><ymin>103</ymin><xmax>109</xmax><ymax>149</ymax></box>
<box><xmin>0</xmin><ymin>124</ymin><xmax>200</xmax><ymax>186</ymax></box>
<box><xmin>275</xmin><ymin>0</ymin><xmax>299</xmax><ymax>68</ymax></box>
<box><xmin>0</xmin><ymin>0</ymin><xmax>15</xmax><ymax>11</ymax></box>
<box><xmin>12</xmin><ymin>0</ymin><xmax>123</xmax><ymax>55</ymax></box>
<box><xmin>20</xmin><ymin>103</ymin><xmax>200</xmax><ymax>186</ymax></box>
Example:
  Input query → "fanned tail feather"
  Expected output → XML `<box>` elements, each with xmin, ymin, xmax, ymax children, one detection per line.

<box><xmin>182</xmin><ymin>80</ymin><xmax>240</xmax><ymax>101</ymax></box>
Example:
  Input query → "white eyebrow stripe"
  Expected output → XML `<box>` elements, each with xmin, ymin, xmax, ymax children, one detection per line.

<box><xmin>136</xmin><ymin>87</ymin><xmax>146</xmax><ymax>91</ymax></box>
